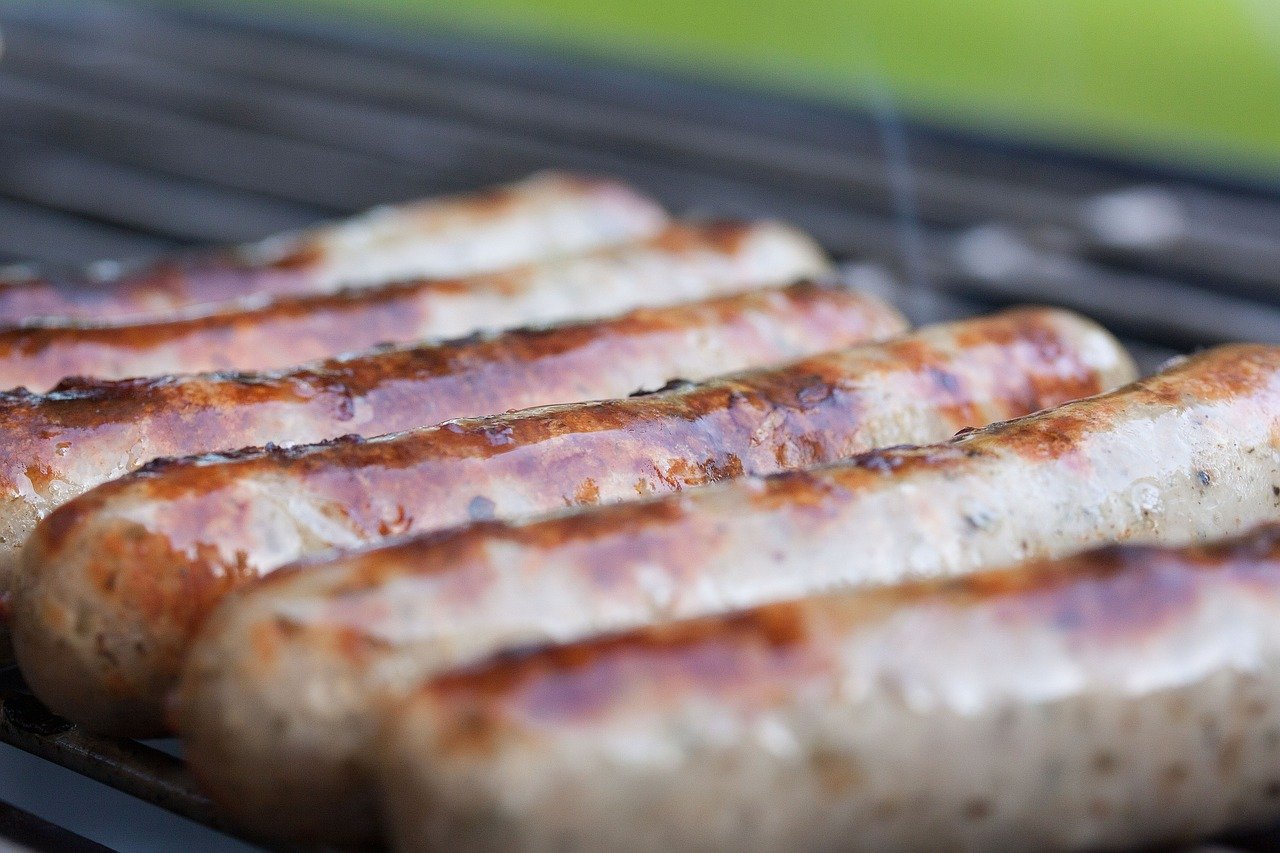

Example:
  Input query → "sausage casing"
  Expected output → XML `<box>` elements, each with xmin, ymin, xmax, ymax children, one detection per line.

<box><xmin>0</xmin><ymin>220</ymin><xmax>826</xmax><ymax>391</ymax></box>
<box><xmin>0</xmin><ymin>171</ymin><xmax>669</xmax><ymax>323</ymax></box>
<box><xmin>24</xmin><ymin>308</ymin><xmax>1128</xmax><ymax>735</ymax></box>
<box><xmin>0</xmin><ymin>282</ymin><xmax>902</xmax><ymax>605</ymax></box>
<box><xmin>380</xmin><ymin>524</ymin><xmax>1280</xmax><ymax>852</ymax></box>
<box><xmin>155</xmin><ymin>310</ymin><xmax>1133</xmax><ymax>840</ymax></box>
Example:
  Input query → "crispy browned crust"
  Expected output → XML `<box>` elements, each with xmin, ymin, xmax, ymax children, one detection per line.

<box><xmin>394</xmin><ymin>524</ymin><xmax>1280</xmax><ymax>850</ymax></box>
<box><xmin>0</xmin><ymin>251</ymin><xmax>315</xmax><ymax>323</ymax></box>
<box><xmin>0</xmin><ymin>279</ymin><xmax>900</xmax><ymax>541</ymax></box>
<box><xmin>0</xmin><ymin>220</ymin><xmax>824</xmax><ymax>391</ymax></box>
<box><xmin>0</xmin><ymin>280</ymin><xmax>898</xmax><ymax>469</ymax></box>
<box><xmin>0</xmin><ymin>172</ymin><xmax>668</xmax><ymax>323</ymax></box>
<box><xmin>16</xmin><ymin>307</ymin><xmax>1130</xmax><ymax>736</ymax></box>
<box><xmin>422</xmin><ymin>601</ymin><xmax>819</xmax><ymax>728</ymax></box>
<box><xmin>172</xmin><ymin>343</ymin><xmax>1278</xmax><ymax>847</ymax></box>
<box><xmin>529</xmin><ymin>340</ymin><xmax>1266</xmax><ymax>556</ymax></box>
<box><xmin>425</xmin><ymin>529</ymin><xmax>1280</xmax><ymax>723</ymax></box>
<box><xmin>210</xmin><ymin>343</ymin><xmax>1275</xmax><ymax>688</ymax></box>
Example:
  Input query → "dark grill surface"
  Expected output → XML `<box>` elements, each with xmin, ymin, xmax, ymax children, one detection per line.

<box><xmin>3</xmin><ymin>0</ymin><xmax>1280</xmax><ymax>848</ymax></box>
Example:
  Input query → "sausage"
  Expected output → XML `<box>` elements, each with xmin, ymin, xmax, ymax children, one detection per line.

<box><xmin>14</xmin><ymin>307</ymin><xmax>1129</xmax><ymax>739</ymax></box>
<box><xmin>169</xmin><ymin>343</ymin><xmax>1275</xmax><ymax>844</ymax></box>
<box><xmin>5</xmin><ymin>309</ymin><xmax>1116</xmax><ymax>825</ymax></box>
<box><xmin>0</xmin><ymin>281</ymin><xmax>904</xmax><ymax>619</ymax></box>
<box><xmin>20</xmin><ymin>307</ymin><xmax>1127</xmax><ymax>737</ymax></box>
<box><xmin>0</xmin><ymin>171</ymin><xmax>669</xmax><ymax>323</ymax></box>
<box><xmin>19</xmin><ymin>306</ymin><xmax>1132</xmax><ymax>740</ymax></box>
<box><xmin>0</xmin><ymin>220</ymin><xmax>826</xmax><ymax>391</ymax></box>
<box><xmin>378</xmin><ymin>524</ymin><xmax>1280</xmax><ymax>852</ymax></box>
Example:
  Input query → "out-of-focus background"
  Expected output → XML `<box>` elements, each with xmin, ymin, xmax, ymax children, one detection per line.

<box><xmin>267</xmin><ymin>0</ymin><xmax>1280</xmax><ymax>176</ymax></box>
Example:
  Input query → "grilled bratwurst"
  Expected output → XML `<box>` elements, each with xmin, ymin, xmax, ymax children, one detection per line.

<box><xmin>0</xmin><ymin>171</ymin><xmax>668</xmax><ymax>323</ymax></box>
<box><xmin>0</xmin><ymin>220</ymin><xmax>825</xmax><ymax>392</ymax></box>
<box><xmin>170</xmin><ymin>344</ymin><xmax>1276</xmax><ymax>843</ymax></box>
<box><xmin>381</xmin><ymin>524</ymin><xmax>1280</xmax><ymax>852</ymax></box>
<box><xmin>19</xmin><ymin>308</ymin><xmax>1128</xmax><ymax>738</ymax></box>
<box><xmin>0</xmin><ymin>282</ymin><xmax>902</xmax><ymax>615</ymax></box>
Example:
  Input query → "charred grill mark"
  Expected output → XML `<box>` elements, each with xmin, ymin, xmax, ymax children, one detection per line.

<box><xmin>651</xmin><ymin>219</ymin><xmax>752</xmax><ymax>253</ymax></box>
<box><xmin>881</xmin><ymin>308</ymin><xmax>1112</xmax><ymax>429</ymax></box>
<box><xmin>1</xmin><ymin>280</ymin><xmax>893</xmax><ymax>517</ymax></box>
<box><xmin>996</xmin><ymin>345</ymin><xmax>1280</xmax><ymax>464</ymax></box>
<box><xmin>0</xmin><ymin>251</ymin><xmax>306</xmax><ymax>317</ymax></box>
<box><xmin>422</xmin><ymin>521</ymin><xmax>1280</xmax><ymax>757</ymax></box>
<box><xmin>1138</xmin><ymin>344</ymin><xmax>1280</xmax><ymax>404</ymax></box>
<box><xmin>0</xmin><ymin>221</ymin><xmax>819</xmax><ymax>390</ymax></box>
<box><xmin>0</xmin><ymin>174</ymin><xmax>668</xmax><ymax>322</ymax></box>
<box><xmin>27</xmin><ymin>307</ymin><xmax>1132</xmax><ymax>646</ymax></box>
<box><xmin>986</xmin><ymin>410</ymin><xmax>1103</xmax><ymax>464</ymax></box>
<box><xmin>869</xmin><ymin>523</ymin><xmax>1280</xmax><ymax>641</ymax></box>
<box><xmin>424</xmin><ymin>602</ymin><xmax>813</xmax><ymax>733</ymax></box>
<box><xmin>1036</xmin><ymin>559</ymin><xmax>1202</xmax><ymax>637</ymax></box>
<box><xmin>263</xmin><ymin>239</ymin><xmax>326</xmax><ymax>274</ymax></box>
<box><xmin>1196</xmin><ymin>524</ymin><xmax>1280</xmax><ymax>563</ymax></box>
<box><xmin>0</xmin><ymin>279</ymin><xmax>433</xmax><ymax>355</ymax></box>
<box><xmin>20</xmin><ymin>305</ymin><xmax>1148</xmax><ymax>733</ymax></box>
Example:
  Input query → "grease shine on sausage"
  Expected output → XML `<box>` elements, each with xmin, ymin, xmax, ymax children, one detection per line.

<box><xmin>169</xmin><ymin>344</ymin><xmax>1278</xmax><ymax>843</ymax></box>
<box><xmin>0</xmin><ymin>172</ymin><xmax>669</xmax><ymax>323</ymax></box>
<box><xmin>23</xmin><ymin>308</ymin><xmax>1126</xmax><ymax>737</ymax></box>
<box><xmin>110</xmin><ymin>307</ymin><xmax>1126</xmax><ymax>835</ymax></box>
<box><xmin>0</xmin><ymin>282</ymin><xmax>902</xmax><ymax>600</ymax></box>
<box><xmin>57</xmin><ymin>308</ymin><xmax>1129</xmax><ymax>840</ymax></box>
<box><xmin>380</xmin><ymin>524</ymin><xmax>1280</xmax><ymax>852</ymax></box>
<box><xmin>0</xmin><ymin>220</ymin><xmax>826</xmax><ymax>391</ymax></box>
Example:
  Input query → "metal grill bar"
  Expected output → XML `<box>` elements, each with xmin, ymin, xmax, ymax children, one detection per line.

<box><xmin>0</xmin><ymin>1</ymin><xmax>1275</xmax><ymax>332</ymax></box>
<box><xmin>0</xmin><ymin>797</ymin><xmax>113</xmax><ymax>852</ymax></box>
<box><xmin>0</xmin><ymin>669</ymin><xmax>219</xmax><ymax>832</ymax></box>
<box><xmin>0</xmin><ymin>136</ymin><xmax>319</xmax><ymax>242</ymax></box>
<box><xmin>21</xmin><ymin>0</ymin><xmax>1280</xmax><ymax>297</ymax></box>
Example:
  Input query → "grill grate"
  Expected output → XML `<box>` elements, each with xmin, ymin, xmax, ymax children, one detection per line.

<box><xmin>3</xmin><ymin>0</ymin><xmax>1280</xmax><ymax>848</ymax></box>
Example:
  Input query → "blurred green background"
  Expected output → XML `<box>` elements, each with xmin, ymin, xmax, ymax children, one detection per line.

<box><xmin>258</xmin><ymin>0</ymin><xmax>1280</xmax><ymax>175</ymax></box>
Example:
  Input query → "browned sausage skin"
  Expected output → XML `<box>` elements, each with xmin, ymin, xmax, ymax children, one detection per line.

<box><xmin>380</xmin><ymin>525</ymin><xmax>1280</xmax><ymax>851</ymax></box>
<box><xmin>0</xmin><ymin>172</ymin><xmax>669</xmax><ymax>323</ymax></box>
<box><xmin>170</xmin><ymin>344</ymin><xmax>1277</xmax><ymax>844</ymax></box>
<box><xmin>0</xmin><ymin>220</ymin><xmax>827</xmax><ymax>391</ymax></box>
<box><xmin>0</xmin><ymin>281</ymin><xmax>902</xmax><ymax>607</ymax></box>
<box><xmin>17</xmin><ymin>308</ymin><xmax>1130</xmax><ymax>740</ymax></box>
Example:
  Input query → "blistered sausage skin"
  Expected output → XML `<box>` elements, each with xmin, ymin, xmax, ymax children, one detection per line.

<box><xmin>0</xmin><ymin>282</ymin><xmax>903</xmax><ymax>626</ymax></box>
<box><xmin>171</xmin><ymin>344</ymin><xmax>1277</xmax><ymax>843</ymax></box>
<box><xmin>124</xmin><ymin>307</ymin><xmax>1131</xmax><ymax>835</ymax></box>
<box><xmin>381</xmin><ymin>525</ymin><xmax>1280</xmax><ymax>852</ymax></box>
<box><xmin>0</xmin><ymin>220</ymin><xmax>825</xmax><ymax>392</ymax></box>
<box><xmin>0</xmin><ymin>172</ymin><xmax>669</xmax><ymax>323</ymax></box>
